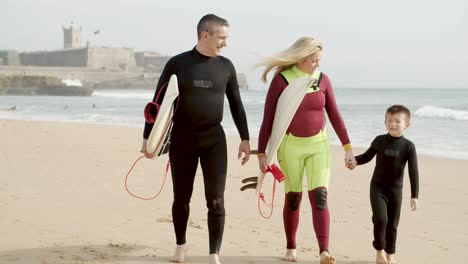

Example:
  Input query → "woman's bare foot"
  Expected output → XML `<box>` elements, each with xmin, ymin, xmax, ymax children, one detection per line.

<box><xmin>386</xmin><ymin>253</ymin><xmax>397</xmax><ymax>264</ymax></box>
<box><xmin>376</xmin><ymin>250</ymin><xmax>387</xmax><ymax>264</ymax></box>
<box><xmin>320</xmin><ymin>251</ymin><xmax>336</xmax><ymax>264</ymax></box>
<box><xmin>282</xmin><ymin>249</ymin><xmax>298</xmax><ymax>262</ymax></box>
<box><xmin>171</xmin><ymin>244</ymin><xmax>189</xmax><ymax>263</ymax></box>
<box><xmin>209</xmin><ymin>253</ymin><xmax>221</xmax><ymax>264</ymax></box>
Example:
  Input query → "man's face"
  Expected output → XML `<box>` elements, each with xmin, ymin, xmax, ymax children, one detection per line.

<box><xmin>203</xmin><ymin>25</ymin><xmax>228</xmax><ymax>56</ymax></box>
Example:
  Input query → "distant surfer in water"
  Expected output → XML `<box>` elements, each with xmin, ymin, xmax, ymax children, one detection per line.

<box><xmin>256</xmin><ymin>37</ymin><xmax>356</xmax><ymax>264</ymax></box>
<box><xmin>141</xmin><ymin>14</ymin><xmax>250</xmax><ymax>264</ymax></box>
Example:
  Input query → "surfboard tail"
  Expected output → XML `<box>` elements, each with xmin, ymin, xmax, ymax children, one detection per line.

<box><xmin>255</xmin><ymin>170</ymin><xmax>266</xmax><ymax>195</ymax></box>
<box><xmin>146</xmin><ymin>74</ymin><xmax>179</xmax><ymax>158</ymax></box>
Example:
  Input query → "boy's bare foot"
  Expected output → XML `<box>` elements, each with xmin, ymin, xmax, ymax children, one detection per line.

<box><xmin>282</xmin><ymin>249</ymin><xmax>298</xmax><ymax>262</ymax></box>
<box><xmin>209</xmin><ymin>253</ymin><xmax>221</xmax><ymax>264</ymax></box>
<box><xmin>171</xmin><ymin>244</ymin><xmax>189</xmax><ymax>263</ymax></box>
<box><xmin>376</xmin><ymin>250</ymin><xmax>387</xmax><ymax>264</ymax></box>
<box><xmin>386</xmin><ymin>253</ymin><xmax>397</xmax><ymax>264</ymax></box>
<box><xmin>320</xmin><ymin>251</ymin><xmax>336</xmax><ymax>264</ymax></box>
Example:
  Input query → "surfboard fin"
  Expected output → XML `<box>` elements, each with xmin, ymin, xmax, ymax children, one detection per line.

<box><xmin>240</xmin><ymin>182</ymin><xmax>258</xmax><ymax>191</ymax></box>
<box><xmin>242</xmin><ymin>176</ymin><xmax>258</xmax><ymax>184</ymax></box>
<box><xmin>239</xmin><ymin>149</ymin><xmax>262</xmax><ymax>191</ymax></box>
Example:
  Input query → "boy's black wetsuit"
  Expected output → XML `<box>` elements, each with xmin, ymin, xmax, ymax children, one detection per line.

<box><xmin>143</xmin><ymin>47</ymin><xmax>249</xmax><ymax>254</ymax></box>
<box><xmin>355</xmin><ymin>134</ymin><xmax>419</xmax><ymax>254</ymax></box>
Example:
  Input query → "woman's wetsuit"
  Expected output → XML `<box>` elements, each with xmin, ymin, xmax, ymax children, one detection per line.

<box><xmin>355</xmin><ymin>134</ymin><xmax>419</xmax><ymax>254</ymax></box>
<box><xmin>258</xmin><ymin>65</ymin><xmax>351</xmax><ymax>253</ymax></box>
<box><xmin>143</xmin><ymin>47</ymin><xmax>249</xmax><ymax>254</ymax></box>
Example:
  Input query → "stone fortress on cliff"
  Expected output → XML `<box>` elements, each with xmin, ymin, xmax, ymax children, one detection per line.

<box><xmin>0</xmin><ymin>22</ymin><xmax>248</xmax><ymax>93</ymax></box>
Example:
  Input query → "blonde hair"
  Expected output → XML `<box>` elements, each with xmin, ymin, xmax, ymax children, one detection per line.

<box><xmin>257</xmin><ymin>37</ymin><xmax>323</xmax><ymax>83</ymax></box>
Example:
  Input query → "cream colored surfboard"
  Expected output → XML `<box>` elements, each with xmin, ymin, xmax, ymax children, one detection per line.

<box><xmin>146</xmin><ymin>74</ymin><xmax>179</xmax><ymax>158</ymax></box>
<box><xmin>256</xmin><ymin>76</ymin><xmax>317</xmax><ymax>193</ymax></box>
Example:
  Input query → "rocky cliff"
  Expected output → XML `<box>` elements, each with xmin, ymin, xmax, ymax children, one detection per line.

<box><xmin>0</xmin><ymin>75</ymin><xmax>93</xmax><ymax>96</ymax></box>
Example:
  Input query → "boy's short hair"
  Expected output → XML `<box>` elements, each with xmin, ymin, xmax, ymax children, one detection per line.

<box><xmin>197</xmin><ymin>14</ymin><xmax>229</xmax><ymax>39</ymax></box>
<box><xmin>386</xmin><ymin>104</ymin><xmax>411</xmax><ymax>120</ymax></box>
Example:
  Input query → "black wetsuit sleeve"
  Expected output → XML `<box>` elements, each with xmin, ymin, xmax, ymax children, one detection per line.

<box><xmin>355</xmin><ymin>137</ymin><xmax>379</xmax><ymax>165</ymax></box>
<box><xmin>225</xmin><ymin>60</ymin><xmax>249</xmax><ymax>141</ymax></box>
<box><xmin>408</xmin><ymin>142</ymin><xmax>419</xmax><ymax>198</ymax></box>
<box><xmin>143</xmin><ymin>58</ymin><xmax>176</xmax><ymax>139</ymax></box>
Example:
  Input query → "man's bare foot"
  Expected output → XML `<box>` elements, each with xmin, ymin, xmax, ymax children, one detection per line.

<box><xmin>376</xmin><ymin>250</ymin><xmax>387</xmax><ymax>264</ymax></box>
<box><xmin>282</xmin><ymin>249</ymin><xmax>298</xmax><ymax>262</ymax></box>
<box><xmin>320</xmin><ymin>251</ymin><xmax>336</xmax><ymax>264</ymax></box>
<box><xmin>209</xmin><ymin>253</ymin><xmax>221</xmax><ymax>264</ymax></box>
<box><xmin>171</xmin><ymin>244</ymin><xmax>189</xmax><ymax>263</ymax></box>
<box><xmin>386</xmin><ymin>253</ymin><xmax>397</xmax><ymax>264</ymax></box>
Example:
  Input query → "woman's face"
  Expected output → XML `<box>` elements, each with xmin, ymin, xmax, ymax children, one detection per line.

<box><xmin>296</xmin><ymin>51</ymin><xmax>321</xmax><ymax>74</ymax></box>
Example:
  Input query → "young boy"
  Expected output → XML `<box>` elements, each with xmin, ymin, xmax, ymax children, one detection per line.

<box><xmin>347</xmin><ymin>105</ymin><xmax>419</xmax><ymax>264</ymax></box>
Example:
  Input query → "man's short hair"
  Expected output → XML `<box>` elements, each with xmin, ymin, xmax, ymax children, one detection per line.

<box><xmin>197</xmin><ymin>14</ymin><xmax>229</xmax><ymax>39</ymax></box>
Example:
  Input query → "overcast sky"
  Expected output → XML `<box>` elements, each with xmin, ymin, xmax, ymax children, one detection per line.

<box><xmin>2</xmin><ymin>0</ymin><xmax>467</xmax><ymax>88</ymax></box>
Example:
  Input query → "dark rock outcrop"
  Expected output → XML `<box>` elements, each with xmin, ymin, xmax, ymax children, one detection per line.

<box><xmin>0</xmin><ymin>75</ymin><xmax>93</xmax><ymax>96</ymax></box>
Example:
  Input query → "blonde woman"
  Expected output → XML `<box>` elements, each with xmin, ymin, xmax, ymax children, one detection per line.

<box><xmin>257</xmin><ymin>37</ymin><xmax>355</xmax><ymax>264</ymax></box>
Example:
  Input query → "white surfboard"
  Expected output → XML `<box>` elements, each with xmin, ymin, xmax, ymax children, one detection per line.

<box><xmin>146</xmin><ymin>74</ymin><xmax>179</xmax><ymax>158</ymax></box>
<box><xmin>256</xmin><ymin>76</ymin><xmax>317</xmax><ymax>193</ymax></box>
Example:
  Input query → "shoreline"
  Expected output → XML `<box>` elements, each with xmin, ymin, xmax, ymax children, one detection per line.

<box><xmin>1</xmin><ymin>118</ymin><xmax>466</xmax><ymax>162</ymax></box>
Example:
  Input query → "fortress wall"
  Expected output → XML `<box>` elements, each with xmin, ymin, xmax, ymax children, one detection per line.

<box><xmin>134</xmin><ymin>53</ymin><xmax>145</xmax><ymax>67</ymax></box>
<box><xmin>0</xmin><ymin>66</ymin><xmax>153</xmax><ymax>82</ymax></box>
<box><xmin>143</xmin><ymin>56</ymin><xmax>171</xmax><ymax>70</ymax></box>
<box><xmin>0</xmin><ymin>50</ymin><xmax>21</xmax><ymax>65</ymax></box>
<box><xmin>19</xmin><ymin>48</ymin><xmax>88</xmax><ymax>67</ymax></box>
<box><xmin>87</xmin><ymin>47</ymin><xmax>138</xmax><ymax>71</ymax></box>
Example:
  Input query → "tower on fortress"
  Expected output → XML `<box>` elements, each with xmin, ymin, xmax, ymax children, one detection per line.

<box><xmin>63</xmin><ymin>22</ymin><xmax>82</xmax><ymax>49</ymax></box>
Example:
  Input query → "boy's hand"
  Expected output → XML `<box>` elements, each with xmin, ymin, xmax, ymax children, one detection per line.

<box><xmin>410</xmin><ymin>198</ymin><xmax>418</xmax><ymax>211</ymax></box>
<box><xmin>346</xmin><ymin>159</ymin><xmax>357</xmax><ymax>170</ymax></box>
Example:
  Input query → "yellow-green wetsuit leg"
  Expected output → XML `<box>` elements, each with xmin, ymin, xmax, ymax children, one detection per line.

<box><xmin>277</xmin><ymin>129</ymin><xmax>331</xmax><ymax>193</ymax></box>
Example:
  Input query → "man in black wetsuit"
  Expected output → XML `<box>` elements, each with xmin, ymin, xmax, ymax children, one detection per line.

<box><xmin>141</xmin><ymin>14</ymin><xmax>250</xmax><ymax>264</ymax></box>
<box><xmin>347</xmin><ymin>105</ymin><xmax>419</xmax><ymax>264</ymax></box>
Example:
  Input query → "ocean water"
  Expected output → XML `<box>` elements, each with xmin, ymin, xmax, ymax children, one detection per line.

<box><xmin>1</xmin><ymin>88</ymin><xmax>467</xmax><ymax>160</ymax></box>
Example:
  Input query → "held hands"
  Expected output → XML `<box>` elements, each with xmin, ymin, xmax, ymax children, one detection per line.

<box><xmin>238</xmin><ymin>140</ymin><xmax>251</xmax><ymax>165</ymax></box>
<box><xmin>345</xmin><ymin>150</ymin><xmax>357</xmax><ymax>170</ymax></box>
<box><xmin>411</xmin><ymin>198</ymin><xmax>418</xmax><ymax>211</ymax></box>
<box><xmin>140</xmin><ymin>139</ymin><xmax>155</xmax><ymax>159</ymax></box>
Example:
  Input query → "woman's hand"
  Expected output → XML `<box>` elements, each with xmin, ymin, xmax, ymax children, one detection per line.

<box><xmin>344</xmin><ymin>150</ymin><xmax>356</xmax><ymax>169</ymax></box>
<box><xmin>258</xmin><ymin>155</ymin><xmax>268</xmax><ymax>173</ymax></box>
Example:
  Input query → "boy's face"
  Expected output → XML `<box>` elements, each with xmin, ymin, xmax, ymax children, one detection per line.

<box><xmin>384</xmin><ymin>112</ymin><xmax>409</xmax><ymax>137</ymax></box>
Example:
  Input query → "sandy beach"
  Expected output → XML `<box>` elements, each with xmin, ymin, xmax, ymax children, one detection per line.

<box><xmin>1</xmin><ymin>120</ymin><xmax>467</xmax><ymax>264</ymax></box>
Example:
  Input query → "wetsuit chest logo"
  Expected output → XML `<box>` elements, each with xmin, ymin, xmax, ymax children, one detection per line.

<box><xmin>306</xmin><ymin>81</ymin><xmax>320</xmax><ymax>93</ymax></box>
<box><xmin>193</xmin><ymin>80</ymin><xmax>213</xmax><ymax>88</ymax></box>
<box><xmin>384</xmin><ymin>149</ymin><xmax>400</xmax><ymax>157</ymax></box>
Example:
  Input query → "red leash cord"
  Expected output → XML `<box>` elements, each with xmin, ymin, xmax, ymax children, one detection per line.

<box><xmin>124</xmin><ymin>156</ymin><xmax>170</xmax><ymax>200</ymax></box>
<box><xmin>256</xmin><ymin>164</ymin><xmax>284</xmax><ymax>219</ymax></box>
<box><xmin>126</xmin><ymin>81</ymin><xmax>178</xmax><ymax>201</ymax></box>
<box><xmin>257</xmin><ymin>180</ymin><xmax>277</xmax><ymax>219</ymax></box>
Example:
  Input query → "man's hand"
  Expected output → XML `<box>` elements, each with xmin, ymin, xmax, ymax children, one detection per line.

<box><xmin>140</xmin><ymin>139</ymin><xmax>155</xmax><ymax>159</ymax></box>
<box><xmin>238</xmin><ymin>140</ymin><xmax>250</xmax><ymax>165</ymax></box>
<box><xmin>410</xmin><ymin>198</ymin><xmax>418</xmax><ymax>211</ymax></box>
